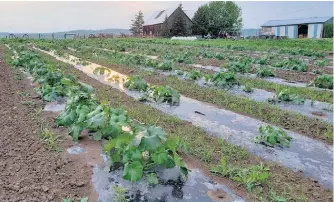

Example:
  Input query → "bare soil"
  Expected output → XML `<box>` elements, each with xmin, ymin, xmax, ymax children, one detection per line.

<box><xmin>0</xmin><ymin>46</ymin><xmax>92</xmax><ymax>201</ymax></box>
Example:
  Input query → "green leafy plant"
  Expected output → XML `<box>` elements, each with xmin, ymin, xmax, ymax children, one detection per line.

<box><xmin>157</xmin><ymin>60</ymin><xmax>173</xmax><ymax>70</ymax></box>
<box><xmin>211</xmin><ymin>71</ymin><xmax>239</xmax><ymax>89</ymax></box>
<box><xmin>124</xmin><ymin>75</ymin><xmax>147</xmax><ymax>91</ymax></box>
<box><xmin>187</xmin><ymin>70</ymin><xmax>202</xmax><ymax>80</ymax></box>
<box><xmin>255</xmin><ymin>125</ymin><xmax>292</xmax><ymax>148</ymax></box>
<box><xmin>314</xmin><ymin>59</ymin><xmax>328</xmax><ymax>67</ymax></box>
<box><xmin>228</xmin><ymin>61</ymin><xmax>251</xmax><ymax>74</ymax></box>
<box><xmin>62</xmin><ymin>197</ymin><xmax>88</xmax><ymax>202</ymax></box>
<box><xmin>308</xmin><ymin>75</ymin><xmax>333</xmax><ymax>89</ymax></box>
<box><xmin>268</xmin><ymin>89</ymin><xmax>305</xmax><ymax>105</ymax></box>
<box><xmin>210</xmin><ymin>158</ymin><xmax>270</xmax><ymax>192</ymax></box>
<box><xmin>256</xmin><ymin>66</ymin><xmax>275</xmax><ymax>78</ymax></box>
<box><xmin>215</xmin><ymin>52</ymin><xmax>225</xmax><ymax>60</ymax></box>
<box><xmin>112</xmin><ymin>185</ymin><xmax>129</xmax><ymax>202</ymax></box>
<box><xmin>272</xmin><ymin>58</ymin><xmax>308</xmax><ymax>72</ymax></box>
<box><xmin>141</xmin><ymin>85</ymin><xmax>180</xmax><ymax>105</ymax></box>
<box><xmin>242</xmin><ymin>85</ymin><xmax>253</xmax><ymax>93</ymax></box>
<box><xmin>147</xmin><ymin>172</ymin><xmax>159</xmax><ymax>185</ymax></box>
<box><xmin>253</xmin><ymin>57</ymin><xmax>268</xmax><ymax>65</ymax></box>
<box><xmin>104</xmin><ymin>129</ymin><xmax>189</xmax><ymax>182</ymax></box>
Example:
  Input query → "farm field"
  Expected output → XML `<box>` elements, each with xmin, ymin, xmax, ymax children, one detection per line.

<box><xmin>1</xmin><ymin>38</ymin><xmax>333</xmax><ymax>202</ymax></box>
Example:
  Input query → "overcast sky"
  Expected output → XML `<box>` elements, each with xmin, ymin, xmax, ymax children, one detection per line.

<box><xmin>0</xmin><ymin>1</ymin><xmax>333</xmax><ymax>33</ymax></box>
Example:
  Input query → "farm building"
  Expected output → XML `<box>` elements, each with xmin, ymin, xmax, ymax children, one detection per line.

<box><xmin>261</xmin><ymin>16</ymin><xmax>333</xmax><ymax>38</ymax></box>
<box><xmin>143</xmin><ymin>7</ymin><xmax>195</xmax><ymax>36</ymax></box>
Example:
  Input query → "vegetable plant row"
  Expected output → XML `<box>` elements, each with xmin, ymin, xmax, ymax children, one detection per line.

<box><xmin>9</xmin><ymin>44</ymin><xmax>188</xmax><ymax>183</ymax></box>
<box><xmin>46</xmin><ymin>40</ymin><xmax>333</xmax><ymax>91</ymax></box>
<box><xmin>46</xmin><ymin>45</ymin><xmax>333</xmax><ymax>144</ymax></box>
<box><xmin>9</xmin><ymin>41</ymin><xmax>334</xmax><ymax>202</ymax></box>
<box><xmin>37</xmin><ymin>39</ymin><xmax>332</xmax><ymax>74</ymax></box>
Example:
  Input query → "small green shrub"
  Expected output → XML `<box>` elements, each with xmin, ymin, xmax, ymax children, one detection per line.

<box><xmin>309</xmin><ymin>75</ymin><xmax>333</xmax><ymax>89</ymax></box>
<box><xmin>256</xmin><ymin>67</ymin><xmax>275</xmax><ymax>78</ymax></box>
<box><xmin>255</xmin><ymin>125</ymin><xmax>292</xmax><ymax>148</ymax></box>
<box><xmin>210</xmin><ymin>158</ymin><xmax>270</xmax><ymax>191</ymax></box>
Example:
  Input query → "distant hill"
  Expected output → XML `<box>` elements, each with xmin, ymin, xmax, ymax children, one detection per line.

<box><xmin>0</xmin><ymin>28</ymin><xmax>130</xmax><ymax>39</ymax></box>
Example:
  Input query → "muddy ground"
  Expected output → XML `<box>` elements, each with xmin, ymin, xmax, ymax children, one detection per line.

<box><xmin>0</xmin><ymin>46</ymin><xmax>92</xmax><ymax>201</ymax></box>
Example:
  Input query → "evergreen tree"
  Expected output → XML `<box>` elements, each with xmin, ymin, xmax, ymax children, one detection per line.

<box><xmin>130</xmin><ymin>11</ymin><xmax>145</xmax><ymax>36</ymax></box>
<box><xmin>161</xmin><ymin>15</ymin><xmax>171</xmax><ymax>38</ymax></box>
<box><xmin>170</xmin><ymin>4</ymin><xmax>188</xmax><ymax>36</ymax></box>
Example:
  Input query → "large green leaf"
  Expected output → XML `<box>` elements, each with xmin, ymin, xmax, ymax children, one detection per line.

<box><xmin>123</xmin><ymin>161</ymin><xmax>143</xmax><ymax>182</ymax></box>
<box><xmin>139</xmin><ymin>126</ymin><xmax>166</xmax><ymax>151</ymax></box>
<box><xmin>86</xmin><ymin>111</ymin><xmax>107</xmax><ymax>129</ymax></box>
<box><xmin>123</xmin><ymin>147</ymin><xmax>142</xmax><ymax>162</ymax></box>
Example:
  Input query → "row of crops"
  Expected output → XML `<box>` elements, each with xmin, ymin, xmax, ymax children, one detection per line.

<box><xmin>3</xmin><ymin>38</ymin><xmax>333</xmax><ymax>201</ymax></box>
<box><xmin>8</xmin><ymin>44</ymin><xmax>188</xmax><ymax>184</ymax></box>
<box><xmin>31</xmin><ymin>39</ymin><xmax>333</xmax><ymax>139</ymax></box>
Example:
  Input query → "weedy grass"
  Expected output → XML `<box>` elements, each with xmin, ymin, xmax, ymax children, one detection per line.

<box><xmin>62</xmin><ymin>197</ymin><xmax>89</xmax><ymax>202</ymax></box>
<box><xmin>20</xmin><ymin>100</ymin><xmax>36</xmax><ymax>106</ymax></box>
<box><xmin>17</xmin><ymin>91</ymin><xmax>31</xmax><ymax>97</ymax></box>
<box><xmin>40</xmin><ymin>127</ymin><xmax>63</xmax><ymax>152</ymax></box>
<box><xmin>112</xmin><ymin>185</ymin><xmax>129</xmax><ymax>202</ymax></box>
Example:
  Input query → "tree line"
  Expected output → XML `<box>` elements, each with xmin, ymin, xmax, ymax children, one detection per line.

<box><xmin>130</xmin><ymin>1</ymin><xmax>242</xmax><ymax>38</ymax></box>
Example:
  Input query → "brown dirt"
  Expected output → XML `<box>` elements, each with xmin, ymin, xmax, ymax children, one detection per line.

<box><xmin>0</xmin><ymin>46</ymin><xmax>92</xmax><ymax>201</ymax></box>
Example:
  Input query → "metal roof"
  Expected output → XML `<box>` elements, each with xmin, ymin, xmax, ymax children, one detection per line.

<box><xmin>143</xmin><ymin>7</ymin><xmax>195</xmax><ymax>26</ymax></box>
<box><xmin>262</xmin><ymin>16</ymin><xmax>333</xmax><ymax>27</ymax></box>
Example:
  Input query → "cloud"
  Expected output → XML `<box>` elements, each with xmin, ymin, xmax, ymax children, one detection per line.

<box><xmin>0</xmin><ymin>1</ymin><xmax>332</xmax><ymax>32</ymax></box>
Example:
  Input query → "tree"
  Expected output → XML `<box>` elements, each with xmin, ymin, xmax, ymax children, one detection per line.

<box><xmin>191</xmin><ymin>4</ymin><xmax>209</xmax><ymax>37</ymax></box>
<box><xmin>161</xmin><ymin>15</ymin><xmax>171</xmax><ymax>38</ymax></box>
<box><xmin>323</xmin><ymin>24</ymin><xmax>333</xmax><ymax>38</ymax></box>
<box><xmin>170</xmin><ymin>4</ymin><xmax>188</xmax><ymax>36</ymax></box>
<box><xmin>130</xmin><ymin>11</ymin><xmax>145</xmax><ymax>36</ymax></box>
<box><xmin>192</xmin><ymin>1</ymin><xmax>242</xmax><ymax>37</ymax></box>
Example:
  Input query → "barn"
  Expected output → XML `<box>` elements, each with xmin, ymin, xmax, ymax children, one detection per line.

<box><xmin>261</xmin><ymin>16</ymin><xmax>333</xmax><ymax>38</ymax></box>
<box><xmin>143</xmin><ymin>7</ymin><xmax>195</xmax><ymax>36</ymax></box>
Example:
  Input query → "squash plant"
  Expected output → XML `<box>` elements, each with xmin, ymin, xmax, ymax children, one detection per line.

<box><xmin>308</xmin><ymin>75</ymin><xmax>333</xmax><ymax>89</ymax></box>
<box><xmin>141</xmin><ymin>85</ymin><xmax>180</xmax><ymax>105</ymax></box>
<box><xmin>256</xmin><ymin>66</ymin><xmax>275</xmax><ymax>78</ymax></box>
<box><xmin>211</xmin><ymin>71</ymin><xmax>239</xmax><ymax>89</ymax></box>
<box><xmin>268</xmin><ymin>89</ymin><xmax>305</xmax><ymax>105</ymax></box>
<box><xmin>255</xmin><ymin>125</ymin><xmax>292</xmax><ymax>148</ymax></box>
<box><xmin>124</xmin><ymin>75</ymin><xmax>148</xmax><ymax>91</ymax></box>
<box><xmin>104</xmin><ymin>128</ymin><xmax>189</xmax><ymax>182</ymax></box>
<box><xmin>187</xmin><ymin>70</ymin><xmax>202</xmax><ymax>80</ymax></box>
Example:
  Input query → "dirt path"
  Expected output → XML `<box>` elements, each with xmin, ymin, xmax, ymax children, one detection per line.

<box><xmin>0</xmin><ymin>46</ymin><xmax>92</xmax><ymax>201</ymax></box>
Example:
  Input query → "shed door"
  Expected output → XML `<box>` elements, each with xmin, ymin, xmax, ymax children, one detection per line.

<box><xmin>308</xmin><ymin>24</ymin><xmax>314</xmax><ymax>38</ymax></box>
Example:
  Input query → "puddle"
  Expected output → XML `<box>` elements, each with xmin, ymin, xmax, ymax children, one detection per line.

<box><xmin>92</xmin><ymin>163</ymin><xmax>245</xmax><ymax>202</ymax></box>
<box><xmin>67</xmin><ymin>145</ymin><xmax>86</xmax><ymax>154</ymax></box>
<box><xmin>43</xmin><ymin>98</ymin><xmax>66</xmax><ymax>112</ymax></box>
<box><xmin>36</xmin><ymin>48</ymin><xmax>333</xmax><ymax>189</ymax></box>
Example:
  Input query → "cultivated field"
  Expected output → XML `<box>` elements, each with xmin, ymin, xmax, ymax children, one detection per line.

<box><xmin>0</xmin><ymin>38</ymin><xmax>333</xmax><ymax>201</ymax></box>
